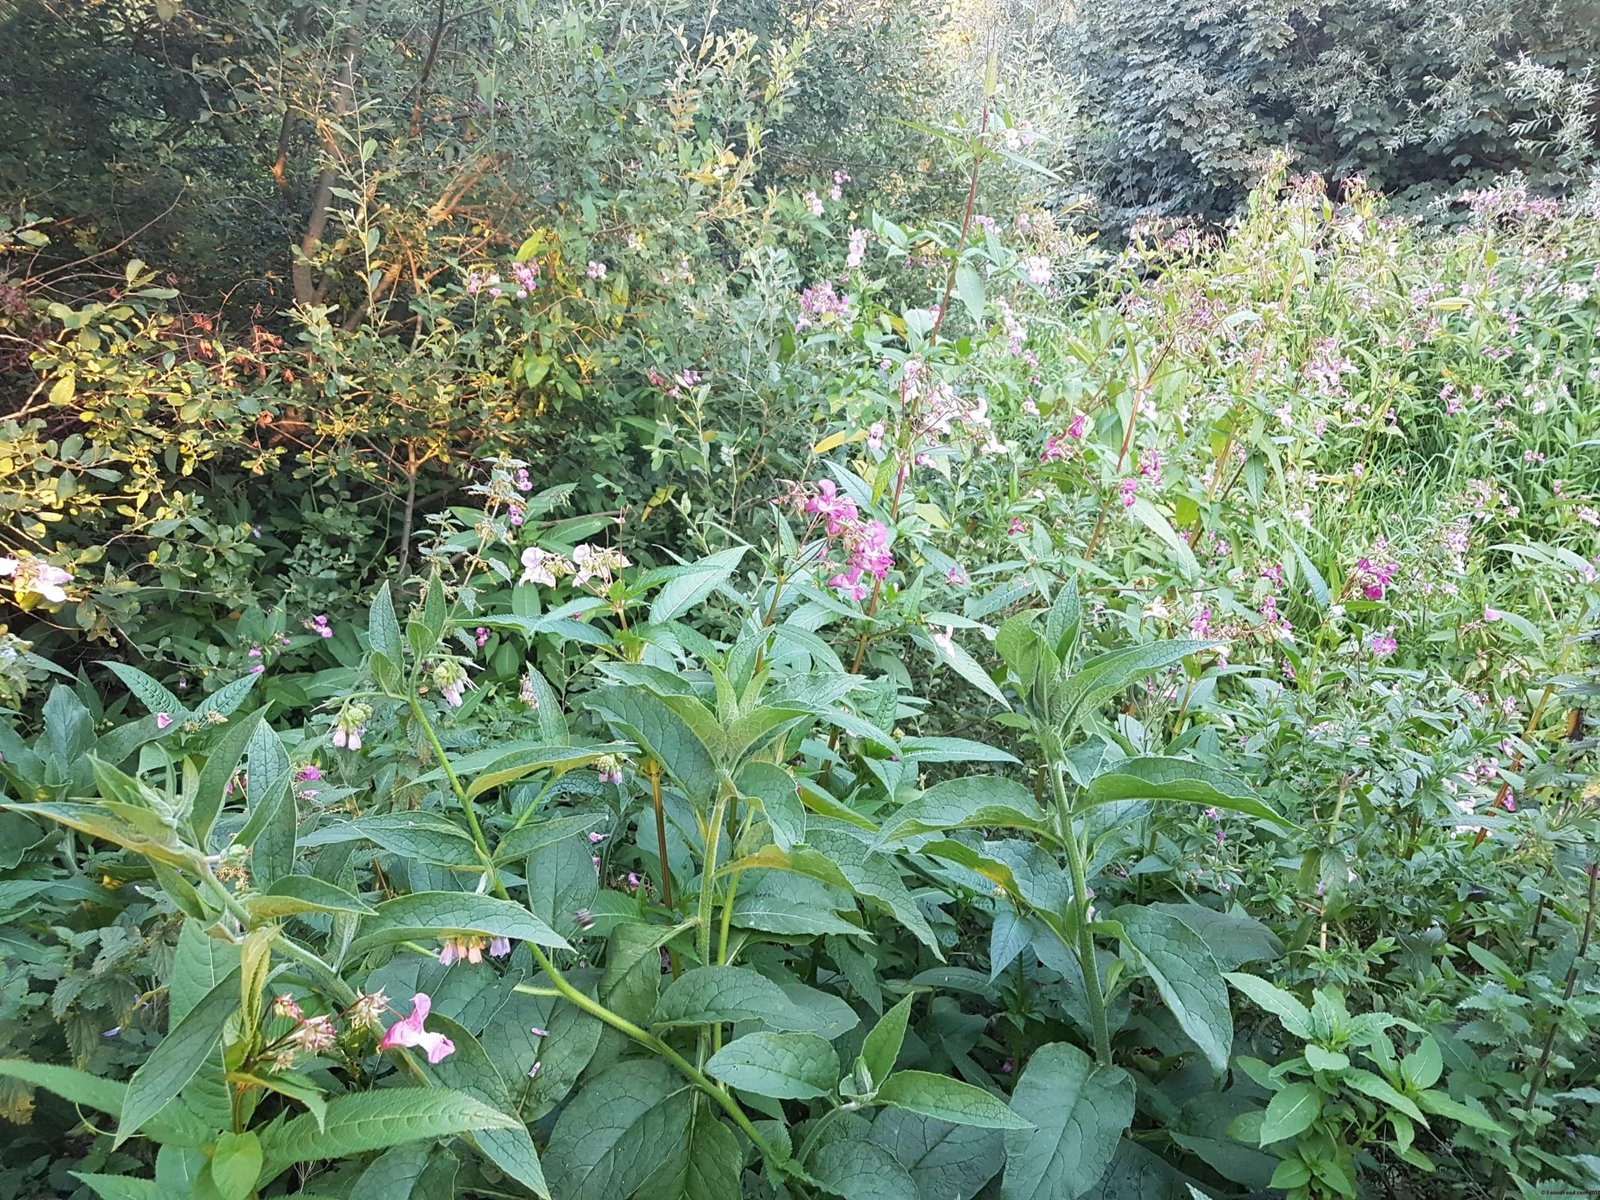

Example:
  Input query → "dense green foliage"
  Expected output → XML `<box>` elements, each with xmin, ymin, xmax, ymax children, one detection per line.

<box><xmin>1062</xmin><ymin>0</ymin><xmax>1600</xmax><ymax>227</ymax></box>
<box><xmin>2</xmin><ymin>3</ymin><xmax>1599</xmax><ymax>1200</ymax></box>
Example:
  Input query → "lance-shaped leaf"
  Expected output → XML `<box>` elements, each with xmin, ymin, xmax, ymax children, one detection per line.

<box><xmin>348</xmin><ymin>892</ymin><xmax>568</xmax><ymax>955</ymax></box>
<box><xmin>876</xmin><ymin>1071</ymin><xmax>1032</xmax><ymax>1130</ymax></box>
<box><xmin>422</xmin><ymin>1015</ymin><xmax>549</xmax><ymax>1197</ymax></box>
<box><xmin>1112</xmin><ymin>905</ymin><xmax>1233</xmax><ymax>1072</ymax></box>
<box><xmin>584</xmin><ymin>688</ymin><xmax>718</xmax><ymax>798</ymax></box>
<box><xmin>648</xmin><ymin>546</ymin><xmax>748</xmax><ymax>624</ymax></box>
<box><xmin>298</xmin><ymin>812</ymin><xmax>482</xmax><ymax>869</ymax></box>
<box><xmin>259</xmin><ymin>1089</ymin><xmax>519</xmax><ymax>1181</ymax></box>
<box><xmin>191</xmin><ymin>705</ymin><xmax>267</xmax><ymax>845</ymax></box>
<box><xmin>1223</xmin><ymin>972</ymin><xmax>1313</xmax><ymax>1039</ymax></box>
<box><xmin>1055</xmin><ymin>640</ymin><xmax>1216</xmax><ymax>731</ymax></box>
<box><xmin>465</xmin><ymin>743</ymin><xmax>626</xmax><ymax>801</ymax></box>
<box><xmin>1082</xmin><ymin>757</ymin><xmax>1287</xmax><ymax>826</ymax></box>
<box><xmin>875</xmin><ymin>777</ymin><xmax>1049</xmax><ymax>849</ymax></box>
<box><xmin>118</xmin><ymin>967</ymin><xmax>241</xmax><ymax>1145</ymax></box>
<box><xmin>492</xmin><ymin>812</ymin><xmax>609</xmax><ymax>865</ymax></box>
<box><xmin>247</xmin><ymin>876</ymin><xmax>376</xmax><ymax>920</ymax></box>
<box><xmin>860</xmin><ymin>994</ymin><xmax>915</xmax><ymax>1086</ymax></box>
<box><xmin>739</xmin><ymin>761</ymin><xmax>806</xmax><ymax>850</ymax></box>
<box><xmin>0</xmin><ymin>801</ymin><xmax>194</xmax><ymax>868</ymax></box>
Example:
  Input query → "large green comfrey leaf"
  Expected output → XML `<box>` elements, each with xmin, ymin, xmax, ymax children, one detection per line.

<box><xmin>874</xmin><ymin>777</ymin><xmax>1048</xmax><ymax>848</ymax></box>
<box><xmin>117</xmin><ymin>966</ymin><xmax>241</xmax><ymax>1145</ymax></box>
<box><xmin>543</xmin><ymin>1059</ymin><xmax>693</xmax><ymax>1200</ymax></box>
<box><xmin>706</xmin><ymin>1031</ymin><xmax>838</xmax><ymax>1100</ymax></box>
<box><xmin>584</xmin><ymin>688</ymin><xmax>718</xmax><ymax>799</ymax></box>
<box><xmin>348</xmin><ymin>892</ymin><xmax>569</xmax><ymax>954</ymax></box>
<box><xmin>651</xmin><ymin>966</ymin><xmax>806</xmax><ymax>1030</ymax></box>
<box><xmin>1002</xmin><ymin>1043</ymin><xmax>1134</xmax><ymax>1200</ymax></box>
<box><xmin>1082</xmin><ymin>757</ymin><xmax>1287</xmax><ymax>827</ymax></box>
<box><xmin>298</xmin><ymin>813</ymin><xmax>482</xmax><ymax>868</ymax></box>
<box><xmin>1055</xmin><ymin>640</ymin><xmax>1216</xmax><ymax>731</ymax></box>
<box><xmin>811</xmin><ymin>1139</ymin><xmax>918</xmax><ymax>1200</ymax></box>
<box><xmin>867</xmin><ymin>1109</ymin><xmax>1004</xmax><ymax>1200</ymax></box>
<box><xmin>259</xmin><ymin>1089</ymin><xmax>519</xmax><ymax>1179</ymax></box>
<box><xmin>1113</xmin><ymin>905</ymin><xmax>1233</xmax><ymax>1072</ymax></box>
<box><xmin>423</xmin><ymin>1015</ymin><xmax>548</xmax><ymax>1197</ymax></box>
<box><xmin>875</xmin><ymin>1071</ymin><xmax>1032</xmax><ymax>1130</ymax></box>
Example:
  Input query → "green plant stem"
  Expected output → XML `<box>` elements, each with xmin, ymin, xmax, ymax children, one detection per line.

<box><xmin>1046</xmin><ymin>756</ymin><xmax>1113</xmax><ymax>1064</ymax></box>
<box><xmin>521</xmin><ymin>940</ymin><xmax>778</xmax><ymax>1166</ymax></box>
<box><xmin>199</xmin><ymin>864</ymin><xmax>357</xmax><ymax>1006</ymax></box>
<box><xmin>408</xmin><ymin>699</ymin><xmax>777</xmax><ymax>1167</ymax></box>
<box><xmin>406</xmin><ymin>691</ymin><xmax>502</xmax><ymax>892</ymax></box>
<box><xmin>698</xmin><ymin>782</ymin><xmax>731</xmax><ymax>967</ymax></box>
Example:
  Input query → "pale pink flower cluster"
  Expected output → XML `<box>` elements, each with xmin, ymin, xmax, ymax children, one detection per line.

<box><xmin>587</xmin><ymin>260</ymin><xmax>608</xmax><ymax>281</ymax></box>
<box><xmin>846</xmin><ymin>228</ymin><xmax>869</xmax><ymax>269</ymax></box>
<box><xmin>647</xmin><ymin>367</ymin><xmax>702</xmax><ymax>399</ymax></box>
<box><xmin>792</xmin><ymin>480</ymin><xmax>895</xmax><ymax>602</ymax></box>
<box><xmin>465</xmin><ymin>260</ymin><xmax>540</xmax><ymax>299</ymax></box>
<box><xmin>1303</xmin><ymin>338</ymin><xmax>1357</xmax><ymax>397</ymax></box>
<box><xmin>796</xmin><ymin>280</ymin><xmax>853</xmax><ymax>331</ymax></box>
<box><xmin>993</xmin><ymin>297</ymin><xmax>1027</xmax><ymax>355</ymax></box>
<box><xmin>829</xmin><ymin>170</ymin><xmax>850</xmax><ymax>201</ymax></box>
<box><xmin>331</xmin><ymin>703</ymin><xmax>371</xmax><ymax>751</ymax></box>
<box><xmin>0</xmin><ymin>556</ymin><xmax>72</xmax><ymax>604</ymax></box>
<box><xmin>438</xmin><ymin>935</ymin><xmax>511</xmax><ymax>966</ymax></box>
<box><xmin>1023</xmin><ymin>256</ymin><xmax>1053</xmax><ymax>287</ymax></box>
<box><xmin>431</xmin><ymin>660</ymin><xmax>474</xmax><ymax>708</ymax></box>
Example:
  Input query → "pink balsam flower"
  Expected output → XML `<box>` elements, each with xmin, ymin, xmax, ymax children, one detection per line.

<box><xmin>379</xmin><ymin>993</ymin><xmax>455</xmax><ymax>1063</ymax></box>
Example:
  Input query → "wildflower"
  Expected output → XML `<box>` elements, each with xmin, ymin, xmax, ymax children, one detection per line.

<box><xmin>594</xmin><ymin>755</ymin><xmax>623</xmax><ymax>785</ymax></box>
<box><xmin>846</xmin><ymin>228</ymin><xmax>869</xmax><ymax>269</ymax></box>
<box><xmin>519</xmin><ymin>672</ymin><xmax>539</xmax><ymax>708</ymax></box>
<box><xmin>1119</xmin><ymin>478</ymin><xmax>1138</xmax><ymax>508</ymax></box>
<box><xmin>866</xmin><ymin>421</ymin><xmax>885</xmax><ymax>452</ymax></box>
<box><xmin>309</xmin><ymin>614</ymin><xmax>333</xmax><ymax>639</ymax></box>
<box><xmin>571</xmin><ymin>544</ymin><xmax>630</xmax><ymax>589</ymax></box>
<box><xmin>508</xmin><ymin>504</ymin><xmax>524</xmax><ymax>527</ymax></box>
<box><xmin>587</xmin><ymin>831</ymin><xmax>608</xmax><ymax>844</ymax></box>
<box><xmin>379</xmin><ymin>993</ymin><xmax>456</xmax><ymax>1063</ymax></box>
<box><xmin>291</xmin><ymin>1015</ymin><xmax>338</xmax><ymax>1055</ymax></box>
<box><xmin>1041</xmin><ymin>437</ymin><xmax>1066</xmax><ymax>464</ymax></box>
<box><xmin>796</xmin><ymin>280</ymin><xmax>853</xmax><ymax>331</ymax></box>
<box><xmin>1008</xmin><ymin>517</ymin><xmax>1026</xmax><ymax>536</ymax></box>
<box><xmin>272</xmin><ymin>994</ymin><xmax>303</xmax><ymax>1021</ymax></box>
<box><xmin>156</xmin><ymin>712</ymin><xmax>173</xmax><ymax>731</ymax></box>
<box><xmin>431</xmin><ymin>660</ymin><xmax>474</xmax><ymax>709</ymax></box>
<box><xmin>830</xmin><ymin>169</ymin><xmax>850</xmax><ymax>201</ymax></box>
<box><xmin>346</xmin><ymin>990</ymin><xmax>388</xmax><ymax>1032</ymax></box>
<box><xmin>474</xmin><ymin>626</ymin><xmax>490</xmax><ymax>649</ymax></box>
<box><xmin>439</xmin><ymin>936</ymin><xmax>486</xmax><ymax>966</ymax></box>
<box><xmin>932</xmin><ymin>625</ymin><xmax>955</xmax><ymax>655</ymax></box>
<box><xmin>587</xmin><ymin>260</ymin><xmax>608</xmax><ymax>281</ymax></box>
<box><xmin>520</xmin><ymin>546</ymin><xmax>571</xmax><ymax>587</ymax></box>
<box><xmin>0</xmin><ymin>556</ymin><xmax>74</xmax><ymax>604</ymax></box>
<box><xmin>489</xmin><ymin>937</ymin><xmax>512</xmax><ymax>958</ymax></box>
<box><xmin>1139</xmin><ymin>449</ymin><xmax>1163</xmax><ymax>486</ymax></box>
<box><xmin>804</xmin><ymin>190</ymin><xmax>824</xmax><ymax>218</ymax></box>
<box><xmin>1023</xmin><ymin>256</ymin><xmax>1052</xmax><ymax>286</ymax></box>
<box><xmin>1067</xmin><ymin>412</ymin><xmax>1088</xmax><ymax>440</ymax></box>
<box><xmin>947</xmin><ymin>566</ymin><xmax>968</xmax><ymax>586</ymax></box>
<box><xmin>803</xmin><ymin>479</ymin><xmax>859</xmax><ymax>535</ymax></box>
<box><xmin>331</xmin><ymin>704</ymin><xmax>369</xmax><ymax>752</ymax></box>
<box><xmin>1369</xmin><ymin>629</ymin><xmax>1397</xmax><ymax>657</ymax></box>
<box><xmin>1483</xmin><ymin>606</ymin><xmax>1502</xmax><ymax>622</ymax></box>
